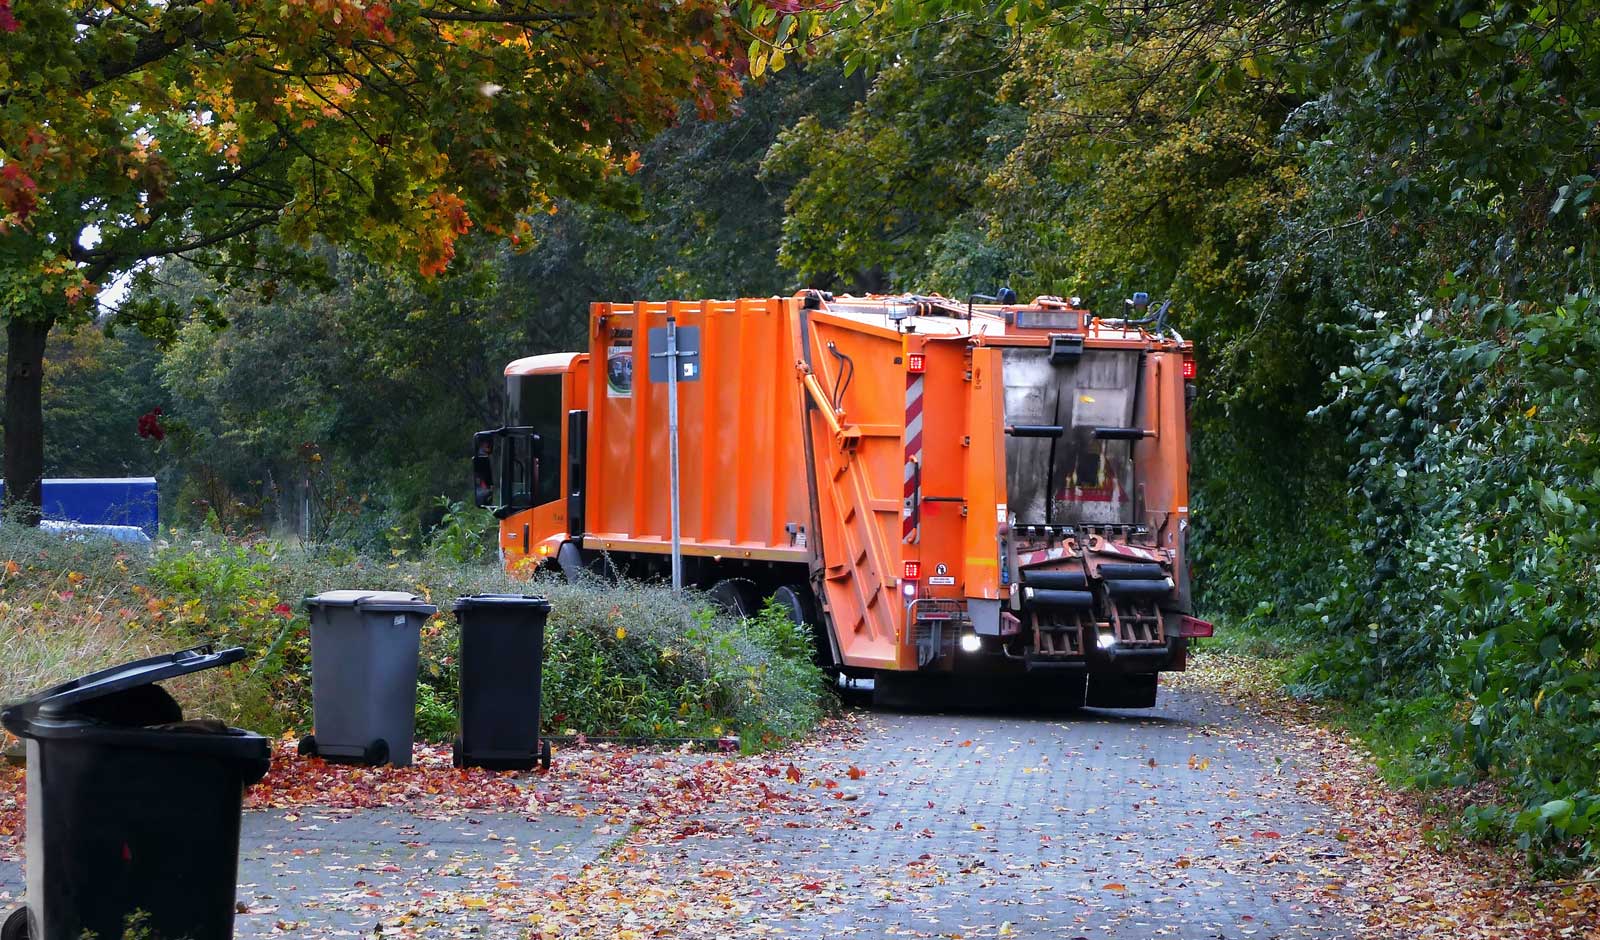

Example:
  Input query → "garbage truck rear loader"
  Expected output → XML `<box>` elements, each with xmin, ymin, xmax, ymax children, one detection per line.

<box><xmin>472</xmin><ymin>293</ymin><xmax>1211</xmax><ymax>708</ymax></box>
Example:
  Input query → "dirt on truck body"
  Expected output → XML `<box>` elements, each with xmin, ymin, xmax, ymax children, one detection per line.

<box><xmin>472</xmin><ymin>292</ymin><xmax>1211</xmax><ymax>708</ymax></box>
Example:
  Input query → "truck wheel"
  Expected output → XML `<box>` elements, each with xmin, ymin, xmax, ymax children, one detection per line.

<box><xmin>556</xmin><ymin>542</ymin><xmax>586</xmax><ymax>584</ymax></box>
<box><xmin>3</xmin><ymin>907</ymin><xmax>29</xmax><ymax>940</ymax></box>
<box><xmin>707</xmin><ymin>579</ymin><xmax>762</xmax><ymax>619</ymax></box>
<box><xmin>771</xmin><ymin>584</ymin><xmax>831</xmax><ymax>668</ymax></box>
<box><xmin>769</xmin><ymin>584</ymin><xmax>817</xmax><ymax>627</ymax></box>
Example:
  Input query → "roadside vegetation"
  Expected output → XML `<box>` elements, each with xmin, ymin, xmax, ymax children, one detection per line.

<box><xmin>0</xmin><ymin>513</ymin><xmax>830</xmax><ymax>751</ymax></box>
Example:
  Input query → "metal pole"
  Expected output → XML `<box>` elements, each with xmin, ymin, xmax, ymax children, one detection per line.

<box><xmin>666</xmin><ymin>317</ymin><xmax>683</xmax><ymax>592</ymax></box>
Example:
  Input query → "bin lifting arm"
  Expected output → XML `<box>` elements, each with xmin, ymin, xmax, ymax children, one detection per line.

<box><xmin>797</xmin><ymin>362</ymin><xmax>862</xmax><ymax>449</ymax></box>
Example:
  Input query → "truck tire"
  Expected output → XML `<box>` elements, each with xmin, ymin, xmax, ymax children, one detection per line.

<box><xmin>3</xmin><ymin>907</ymin><xmax>29</xmax><ymax>940</ymax></box>
<box><xmin>707</xmin><ymin>579</ymin><xmax>762</xmax><ymax>619</ymax></box>
<box><xmin>556</xmin><ymin>542</ymin><xmax>586</xmax><ymax>584</ymax></box>
<box><xmin>770</xmin><ymin>584</ymin><xmax>833</xmax><ymax>668</ymax></box>
<box><xmin>557</xmin><ymin>542</ymin><xmax>619</xmax><ymax>584</ymax></box>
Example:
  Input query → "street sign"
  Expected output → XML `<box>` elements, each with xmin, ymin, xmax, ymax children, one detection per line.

<box><xmin>647</xmin><ymin>325</ymin><xmax>701</xmax><ymax>382</ymax></box>
<box><xmin>648</xmin><ymin>319</ymin><xmax>697</xmax><ymax>592</ymax></box>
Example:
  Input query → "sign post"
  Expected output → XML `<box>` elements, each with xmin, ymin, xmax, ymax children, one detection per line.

<box><xmin>649</xmin><ymin>319</ymin><xmax>700</xmax><ymax>591</ymax></box>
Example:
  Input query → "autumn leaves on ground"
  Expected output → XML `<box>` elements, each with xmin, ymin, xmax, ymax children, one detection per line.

<box><xmin>6</xmin><ymin>657</ymin><xmax>1598</xmax><ymax>938</ymax></box>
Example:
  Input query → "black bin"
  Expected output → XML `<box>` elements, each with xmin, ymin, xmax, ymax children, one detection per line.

<box><xmin>0</xmin><ymin>646</ymin><xmax>271</xmax><ymax>940</ymax></box>
<box><xmin>451</xmin><ymin>594</ymin><xmax>552</xmax><ymax>771</ymax></box>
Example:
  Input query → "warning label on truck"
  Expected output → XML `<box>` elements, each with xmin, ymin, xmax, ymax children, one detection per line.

<box><xmin>607</xmin><ymin>343</ymin><xmax>633</xmax><ymax>398</ymax></box>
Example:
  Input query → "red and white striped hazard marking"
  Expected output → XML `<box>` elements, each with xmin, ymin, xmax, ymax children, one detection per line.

<box><xmin>903</xmin><ymin>372</ymin><xmax>924</xmax><ymax>542</ymax></box>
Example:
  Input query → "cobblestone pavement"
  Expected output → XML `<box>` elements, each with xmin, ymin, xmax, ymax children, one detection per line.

<box><xmin>698</xmin><ymin>689</ymin><xmax>1355</xmax><ymax>939</ymax></box>
<box><xmin>0</xmin><ymin>687</ymin><xmax>1354</xmax><ymax>939</ymax></box>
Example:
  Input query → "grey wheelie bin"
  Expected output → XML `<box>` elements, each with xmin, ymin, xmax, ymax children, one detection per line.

<box><xmin>0</xmin><ymin>645</ymin><xmax>271</xmax><ymax>940</ymax></box>
<box><xmin>298</xmin><ymin>590</ymin><xmax>437</xmax><ymax>767</ymax></box>
<box><xmin>451</xmin><ymin>594</ymin><xmax>552</xmax><ymax>771</ymax></box>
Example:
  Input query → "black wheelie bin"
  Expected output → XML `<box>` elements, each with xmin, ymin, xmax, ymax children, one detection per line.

<box><xmin>298</xmin><ymin>590</ymin><xmax>437</xmax><ymax>767</ymax></box>
<box><xmin>0</xmin><ymin>645</ymin><xmax>271</xmax><ymax>940</ymax></box>
<box><xmin>451</xmin><ymin>594</ymin><xmax>552</xmax><ymax>771</ymax></box>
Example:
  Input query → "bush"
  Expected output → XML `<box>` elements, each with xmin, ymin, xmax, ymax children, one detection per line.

<box><xmin>0</xmin><ymin>525</ymin><xmax>831</xmax><ymax>752</ymax></box>
<box><xmin>1295</xmin><ymin>294</ymin><xmax>1600</xmax><ymax>869</ymax></box>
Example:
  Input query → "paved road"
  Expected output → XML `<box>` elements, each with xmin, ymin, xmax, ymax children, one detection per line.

<box><xmin>0</xmin><ymin>688</ymin><xmax>1354</xmax><ymax>938</ymax></box>
<box><xmin>707</xmin><ymin>692</ymin><xmax>1355</xmax><ymax>939</ymax></box>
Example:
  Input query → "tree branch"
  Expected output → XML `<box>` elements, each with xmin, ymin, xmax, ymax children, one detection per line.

<box><xmin>417</xmin><ymin>9</ymin><xmax>582</xmax><ymax>24</ymax></box>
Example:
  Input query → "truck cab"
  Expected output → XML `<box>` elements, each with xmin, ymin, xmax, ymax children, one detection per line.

<box><xmin>472</xmin><ymin>353</ymin><xmax>589</xmax><ymax>570</ymax></box>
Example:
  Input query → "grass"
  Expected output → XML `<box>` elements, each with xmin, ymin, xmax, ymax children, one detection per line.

<box><xmin>0</xmin><ymin>521</ymin><xmax>832</xmax><ymax>752</ymax></box>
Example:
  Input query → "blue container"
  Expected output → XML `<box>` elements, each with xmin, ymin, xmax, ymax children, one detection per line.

<box><xmin>0</xmin><ymin>477</ymin><xmax>159</xmax><ymax>536</ymax></box>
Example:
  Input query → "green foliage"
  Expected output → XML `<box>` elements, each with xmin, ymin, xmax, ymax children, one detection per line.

<box><xmin>425</xmin><ymin>497</ymin><xmax>497</xmax><ymax>566</ymax></box>
<box><xmin>0</xmin><ymin>523</ymin><xmax>831</xmax><ymax>750</ymax></box>
<box><xmin>1302</xmin><ymin>295</ymin><xmax>1600</xmax><ymax>866</ymax></box>
<box><xmin>414</xmin><ymin>682</ymin><xmax>457</xmax><ymax>745</ymax></box>
<box><xmin>540</xmin><ymin>586</ymin><xmax>830</xmax><ymax>746</ymax></box>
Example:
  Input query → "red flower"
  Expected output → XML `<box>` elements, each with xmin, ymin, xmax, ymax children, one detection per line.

<box><xmin>136</xmin><ymin>407</ymin><xmax>165</xmax><ymax>441</ymax></box>
<box><xmin>274</xmin><ymin>603</ymin><xmax>293</xmax><ymax>618</ymax></box>
<box><xmin>0</xmin><ymin>1</ymin><xmax>17</xmax><ymax>36</ymax></box>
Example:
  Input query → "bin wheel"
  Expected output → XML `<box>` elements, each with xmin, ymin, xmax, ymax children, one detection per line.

<box><xmin>3</xmin><ymin>907</ymin><xmax>29</xmax><ymax>940</ymax></box>
<box><xmin>451</xmin><ymin>738</ymin><xmax>464</xmax><ymax>769</ymax></box>
<box><xmin>365</xmin><ymin>738</ymin><xmax>389</xmax><ymax>765</ymax></box>
<box><xmin>297</xmin><ymin>734</ymin><xmax>317</xmax><ymax>757</ymax></box>
<box><xmin>538</xmin><ymin>739</ymin><xmax>552</xmax><ymax>772</ymax></box>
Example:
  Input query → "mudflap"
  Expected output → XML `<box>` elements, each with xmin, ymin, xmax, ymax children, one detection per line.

<box><xmin>872</xmin><ymin>671</ymin><xmax>1087</xmax><ymax>713</ymax></box>
<box><xmin>1085</xmin><ymin>672</ymin><xmax>1159</xmax><ymax>709</ymax></box>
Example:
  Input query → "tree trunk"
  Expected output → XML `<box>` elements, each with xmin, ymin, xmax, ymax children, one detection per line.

<box><xmin>4</xmin><ymin>316</ymin><xmax>51</xmax><ymax>525</ymax></box>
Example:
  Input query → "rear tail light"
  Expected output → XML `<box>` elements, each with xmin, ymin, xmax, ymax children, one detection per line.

<box><xmin>907</xmin><ymin>353</ymin><xmax>925</xmax><ymax>373</ymax></box>
<box><xmin>1181</xmin><ymin>359</ymin><xmax>1196</xmax><ymax>379</ymax></box>
<box><xmin>903</xmin><ymin>560</ymin><xmax>921</xmax><ymax>580</ymax></box>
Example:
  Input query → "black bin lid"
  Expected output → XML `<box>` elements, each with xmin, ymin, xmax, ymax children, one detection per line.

<box><xmin>452</xmin><ymin>593</ymin><xmax>552</xmax><ymax>613</ymax></box>
<box><xmin>3</xmin><ymin>645</ymin><xmax>245</xmax><ymax>725</ymax></box>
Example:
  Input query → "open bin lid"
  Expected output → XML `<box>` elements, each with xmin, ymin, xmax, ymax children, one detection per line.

<box><xmin>452</xmin><ymin>593</ymin><xmax>551</xmax><ymax>613</ymax></box>
<box><xmin>304</xmin><ymin>589</ymin><xmax>438</xmax><ymax>616</ymax></box>
<box><xmin>2</xmin><ymin>645</ymin><xmax>245</xmax><ymax>728</ymax></box>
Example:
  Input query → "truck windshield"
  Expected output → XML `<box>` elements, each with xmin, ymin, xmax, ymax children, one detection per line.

<box><xmin>1001</xmin><ymin>348</ymin><xmax>1139</xmax><ymax>527</ymax></box>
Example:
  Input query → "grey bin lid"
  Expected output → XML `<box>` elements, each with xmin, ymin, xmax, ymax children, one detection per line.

<box><xmin>451</xmin><ymin>593</ymin><xmax>552</xmax><ymax>613</ymax></box>
<box><xmin>304</xmin><ymin>590</ymin><xmax>438</xmax><ymax>616</ymax></box>
<box><xmin>2</xmin><ymin>645</ymin><xmax>245</xmax><ymax>725</ymax></box>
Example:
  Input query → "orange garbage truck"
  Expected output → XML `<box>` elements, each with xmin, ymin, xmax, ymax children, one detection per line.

<box><xmin>471</xmin><ymin>291</ymin><xmax>1212</xmax><ymax>708</ymax></box>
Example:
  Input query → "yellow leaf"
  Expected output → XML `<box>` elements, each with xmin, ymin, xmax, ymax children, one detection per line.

<box><xmin>615</xmin><ymin>626</ymin><xmax>627</xmax><ymax>640</ymax></box>
<box><xmin>1525</xmin><ymin>404</ymin><xmax>1538</xmax><ymax>418</ymax></box>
